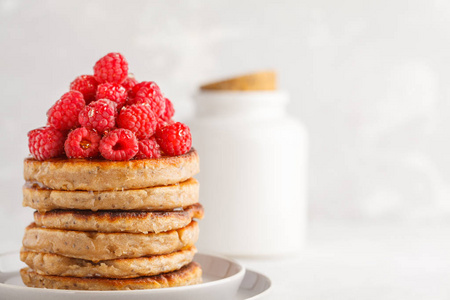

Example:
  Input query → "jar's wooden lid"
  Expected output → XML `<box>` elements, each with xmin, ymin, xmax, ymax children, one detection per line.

<box><xmin>200</xmin><ymin>71</ymin><xmax>276</xmax><ymax>91</ymax></box>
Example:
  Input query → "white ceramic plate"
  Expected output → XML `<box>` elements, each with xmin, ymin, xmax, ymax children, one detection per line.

<box><xmin>0</xmin><ymin>252</ymin><xmax>271</xmax><ymax>299</ymax></box>
<box><xmin>235</xmin><ymin>269</ymin><xmax>271</xmax><ymax>300</ymax></box>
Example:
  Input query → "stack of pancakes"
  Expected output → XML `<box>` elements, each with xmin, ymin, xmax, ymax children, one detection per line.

<box><xmin>19</xmin><ymin>150</ymin><xmax>203</xmax><ymax>290</ymax></box>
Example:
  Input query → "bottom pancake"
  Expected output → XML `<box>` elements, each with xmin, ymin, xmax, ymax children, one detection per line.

<box><xmin>20</xmin><ymin>262</ymin><xmax>202</xmax><ymax>290</ymax></box>
<box><xmin>20</xmin><ymin>246</ymin><xmax>196</xmax><ymax>278</ymax></box>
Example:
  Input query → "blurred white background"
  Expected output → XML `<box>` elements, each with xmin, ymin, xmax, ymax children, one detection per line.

<box><xmin>2</xmin><ymin>0</ymin><xmax>450</xmax><ymax>298</ymax></box>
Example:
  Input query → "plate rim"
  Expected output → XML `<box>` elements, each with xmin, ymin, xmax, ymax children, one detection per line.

<box><xmin>241</xmin><ymin>269</ymin><xmax>272</xmax><ymax>300</ymax></box>
<box><xmin>0</xmin><ymin>252</ymin><xmax>246</xmax><ymax>295</ymax></box>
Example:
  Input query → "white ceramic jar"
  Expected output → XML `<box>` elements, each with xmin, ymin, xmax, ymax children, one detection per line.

<box><xmin>189</xmin><ymin>90</ymin><xmax>308</xmax><ymax>257</ymax></box>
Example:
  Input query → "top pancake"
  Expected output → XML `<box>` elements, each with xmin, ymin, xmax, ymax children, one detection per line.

<box><xmin>23</xmin><ymin>149</ymin><xmax>199</xmax><ymax>191</ymax></box>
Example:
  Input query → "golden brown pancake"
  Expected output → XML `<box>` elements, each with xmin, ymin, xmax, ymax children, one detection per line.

<box><xmin>22</xmin><ymin>221</ymin><xmax>199</xmax><ymax>261</ymax></box>
<box><xmin>20</xmin><ymin>262</ymin><xmax>202</xmax><ymax>290</ymax></box>
<box><xmin>33</xmin><ymin>203</ymin><xmax>204</xmax><ymax>233</ymax></box>
<box><xmin>23</xmin><ymin>178</ymin><xmax>199</xmax><ymax>212</ymax></box>
<box><xmin>23</xmin><ymin>149</ymin><xmax>199</xmax><ymax>191</ymax></box>
<box><xmin>20</xmin><ymin>246</ymin><xmax>196</xmax><ymax>278</ymax></box>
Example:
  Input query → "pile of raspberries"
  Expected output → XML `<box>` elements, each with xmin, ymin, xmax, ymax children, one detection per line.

<box><xmin>28</xmin><ymin>53</ymin><xmax>192</xmax><ymax>161</ymax></box>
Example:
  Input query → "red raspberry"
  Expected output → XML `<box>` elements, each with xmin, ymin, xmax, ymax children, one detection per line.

<box><xmin>136</xmin><ymin>137</ymin><xmax>161</xmax><ymax>159</ymax></box>
<box><xmin>156</xmin><ymin>118</ymin><xmax>174</xmax><ymax>132</ymax></box>
<box><xmin>64</xmin><ymin>127</ymin><xmax>101</xmax><ymax>158</ymax></box>
<box><xmin>155</xmin><ymin>122</ymin><xmax>192</xmax><ymax>156</ymax></box>
<box><xmin>70</xmin><ymin>75</ymin><xmax>98</xmax><ymax>104</ymax></box>
<box><xmin>78</xmin><ymin>99</ymin><xmax>117</xmax><ymax>134</ymax></box>
<box><xmin>99</xmin><ymin>128</ymin><xmax>138</xmax><ymax>161</ymax></box>
<box><xmin>93</xmin><ymin>53</ymin><xmax>128</xmax><ymax>84</ymax></box>
<box><xmin>96</xmin><ymin>83</ymin><xmax>127</xmax><ymax>108</ymax></box>
<box><xmin>127</xmin><ymin>81</ymin><xmax>146</xmax><ymax>99</ymax></box>
<box><xmin>117</xmin><ymin>104</ymin><xmax>158</xmax><ymax>140</ymax></box>
<box><xmin>161</xmin><ymin>97</ymin><xmax>175</xmax><ymax>122</ymax></box>
<box><xmin>129</xmin><ymin>81</ymin><xmax>165</xmax><ymax>117</ymax></box>
<box><xmin>28</xmin><ymin>126</ymin><xmax>65</xmax><ymax>161</ymax></box>
<box><xmin>47</xmin><ymin>91</ymin><xmax>85</xmax><ymax>131</ymax></box>
<box><xmin>121</xmin><ymin>75</ymin><xmax>138</xmax><ymax>91</ymax></box>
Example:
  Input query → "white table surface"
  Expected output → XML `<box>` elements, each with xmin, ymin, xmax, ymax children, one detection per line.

<box><xmin>3</xmin><ymin>220</ymin><xmax>450</xmax><ymax>299</ymax></box>
<box><xmin>237</xmin><ymin>220</ymin><xmax>450</xmax><ymax>300</ymax></box>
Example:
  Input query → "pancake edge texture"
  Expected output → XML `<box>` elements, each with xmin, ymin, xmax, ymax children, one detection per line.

<box><xmin>23</xmin><ymin>149</ymin><xmax>199</xmax><ymax>191</ymax></box>
<box><xmin>33</xmin><ymin>203</ymin><xmax>204</xmax><ymax>233</ymax></box>
<box><xmin>20</xmin><ymin>262</ymin><xmax>202</xmax><ymax>290</ymax></box>
<box><xmin>20</xmin><ymin>246</ymin><xmax>197</xmax><ymax>278</ymax></box>
<box><xmin>23</xmin><ymin>178</ymin><xmax>199</xmax><ymax>212</ymax></box>
<box><xmin>22</xmin><ymin>221</ymin><xmax>199</xmax><ymax>261</ymax></box>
